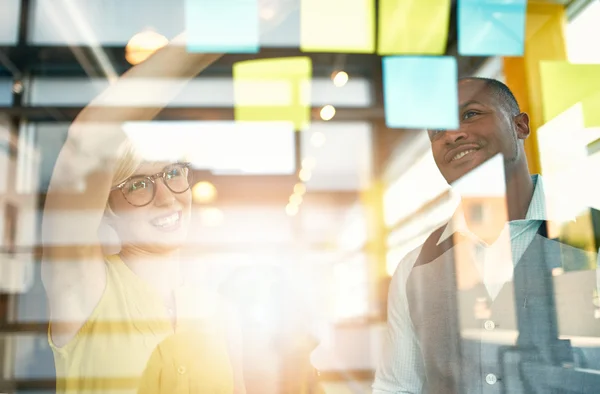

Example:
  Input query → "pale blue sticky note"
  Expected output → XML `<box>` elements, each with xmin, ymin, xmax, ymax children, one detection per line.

<box><xmin>458</xmin><ymin>0</ymin><xmax>526</xmax><ymax>56</ymax></box>
<box><xmin>186</xmin><ymin>0</ymin><xmax>259</xmax><ymax>53</ymax></box>
<box><xmin>382</xmin><ymin>56</ymin><xmax>458</xmax><ymax>130</ymax></box>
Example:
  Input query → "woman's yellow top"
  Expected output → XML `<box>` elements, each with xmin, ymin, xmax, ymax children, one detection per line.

<box><xmin>49</xmin><ymin>255</ymin><xmax>234</xmax><ymax>394</ymax></box>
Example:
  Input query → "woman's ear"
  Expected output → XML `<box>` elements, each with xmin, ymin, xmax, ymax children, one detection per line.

<box><xmin>514</xmin><ymin>112</ymin><xmax>531</xmax><ymax>140</ymax></box>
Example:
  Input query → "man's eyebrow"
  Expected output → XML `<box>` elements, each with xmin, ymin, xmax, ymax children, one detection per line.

<box><xmin>459</xmin><ymin>100</ymin><xmax>484</xmax><ymax>110</ymax></box>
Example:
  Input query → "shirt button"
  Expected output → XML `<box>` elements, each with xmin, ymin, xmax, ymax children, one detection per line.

<box><xmin>484</xmin><ymin>320</ymin><xmax>496</xmax><ymax>331</ymax></box>
<box><xmin>178</xmin><ymin>366</ymin><xmax>186</xmax><ymax>375</ymax></box>
<box><xmin>485</xmin><ymin>373</ymin><xmax>498</xmax><ymax>385</ymax></box>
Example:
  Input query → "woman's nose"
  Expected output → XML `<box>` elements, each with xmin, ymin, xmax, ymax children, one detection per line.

<box><xmin>153</xmin><ymin>179</ymin><xmax>175</xmax><ymax>206</ymax></box>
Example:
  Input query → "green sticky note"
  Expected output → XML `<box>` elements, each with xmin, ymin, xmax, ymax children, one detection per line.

<box><xmin>233</xmin><ymin>57</ymin><xmax>312</xmax><ymax>130</ymax></box>
<box><xmin>378</xmin><ymin>0</ymin><xmax>451</xmax><ymax>55</ymax></box>
<box><xmin>300</xmin><ymin>0</ymin><xmax>375</xmax><ymax>53</ymax></box>
<box><xmin>540</xmin><ymin>61</ymin><xmax>600</xmax><ymax>124</ymax></box>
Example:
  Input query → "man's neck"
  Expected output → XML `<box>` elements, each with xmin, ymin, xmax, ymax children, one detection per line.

<box><xmin>504</xmin><ymin>165</ymin><xmax>535</xmax><ymax>222</ymax></box>
<box><xmin>461</xmin><ymin>164</ymin><xmax>534</xmax><ymax>244</ymax></box>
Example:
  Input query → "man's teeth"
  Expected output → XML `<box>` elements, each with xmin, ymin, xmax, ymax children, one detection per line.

<box><xmin>452</xmin><ymin>149</ymin><xmax>477</xmax><ymax>161</ymax></box>
<box><xmin>151</xmin><ymin>213</ymin><xmax>180</xmax><ymax>227</ymax></box>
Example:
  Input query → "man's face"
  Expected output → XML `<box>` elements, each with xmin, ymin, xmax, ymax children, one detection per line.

<box><xmin>428</xmin><ymin>79</ymin><xmax>529</xmax><ymax>184</ymax></box>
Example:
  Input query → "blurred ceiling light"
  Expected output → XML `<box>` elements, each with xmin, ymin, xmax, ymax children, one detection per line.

<box><xmin>260</xmin><ymin>7</ymin><xmax>276</xmax><ymax>20</ymax></box>
<box><xmin>320</xmin><ymin>105</ymin><xmax>336</xmax><ymax>121</ymax></box>
<box><xmin>552</xmin><ymin>267</ymin><xmax>564</xmax><ymax>276</ymax></box>
<box><xmin>289</xmin><ymin>194</ymin><xmax>303</xmax><ymax>205</ymax></box>
<box><xmin>301</xmin><ymin>157</ymin><xmax>317</xmax><ymax>169</ymax></box>
<box><xmin>310</xmin><ymin>131</ymin><xmax>326</xmax><ymax>147</ymax></box>
<box><xmin>294</xmin><ymin>182</ymin><xmax>306</xmax><ymax>195</ymax></box>
<box><xmin>12</xmin><ymin>81</ymin><xmax>23</xmax><ymax>94</ymax></box>
<box><xmin>125</xmin><ymin>29</ymin><xmax>169</xmax><ymax>66</ymax></box>
<box><xmin>299</xmin><ymin>168</ymin><xmax>312</xmax><ymax>182</ymax></box>
<box><xmin>332</xmin><ymin>71</ymin><xmax>349</xmax><ymax>87</ymax></box>
<box><xmin>285</xmin><ymin>203</ymin><xmax>299</xmax><ymax>216</ymax></box>
<box><xmin>192</xmin><ymin>181</ymin><xmax>217</xmax><ymax>204</ymax></box>
<box><xmin>200</xmin><ymin>207</ymin><xmax>224</xmax><ymax>227</ymax></box>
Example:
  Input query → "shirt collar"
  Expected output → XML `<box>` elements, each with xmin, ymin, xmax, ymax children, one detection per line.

<box><xmin>436</xmin><ymin>174</ymin><xmax>570</xmax><ymax>246</ymax></box>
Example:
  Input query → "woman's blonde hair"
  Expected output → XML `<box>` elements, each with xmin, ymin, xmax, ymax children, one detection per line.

<box><xmin>105</xmin><ymin>139</ymin><xmax>144</xmax><ymax>217</ymax></box>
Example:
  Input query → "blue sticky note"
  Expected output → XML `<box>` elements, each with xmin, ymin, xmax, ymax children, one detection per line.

<box><xmin>186</xmin><ymin>0</ymin><xmax>259</xmax><ymax>53</ymax></box>
<box><xmin>458</xmin><ymin>0</ymin><xmax>526</xmax><ymax>56</ymax></box>
<box><xmin>382</xmin><ymin>56</ymin><xmax>458</xmax><ymax>130</ymax></box>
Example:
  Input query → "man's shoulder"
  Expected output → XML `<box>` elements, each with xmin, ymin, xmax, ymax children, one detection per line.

<box><xmin>391</xmin><ymin>223</ymin><xmax>451</xmax><ymax>281</ymax></box>
<box><xmin>390</xmin><ymin>244</ymin><xmax>424</xmax><ymax>282</ymax></box>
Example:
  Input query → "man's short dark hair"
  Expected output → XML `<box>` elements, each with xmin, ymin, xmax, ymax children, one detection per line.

<box><xmin>459</xmin><ymin>77</ymin><xmax>521</xmax><ymax>116</ymax></box>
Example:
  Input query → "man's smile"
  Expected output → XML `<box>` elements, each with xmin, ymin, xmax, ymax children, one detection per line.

<box><xmin>445</xmin><ymin>144</ymin><xmax>481</xmax><ymax>163</ymax></box>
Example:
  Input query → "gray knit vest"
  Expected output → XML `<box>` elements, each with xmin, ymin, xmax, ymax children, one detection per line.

<box><xmin>406</xmin><ymin>222</ymin><xmax>599</xmax><ymax>394</ymax></box>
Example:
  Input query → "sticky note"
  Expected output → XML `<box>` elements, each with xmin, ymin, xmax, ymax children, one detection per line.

<box><xmin>186</xmin><ymin>0</ymin><xmax>259</xmax><ymax>53</ymax></box>
<box><xmin>382</xmin><ymin>56</ymin><xmax>458</xmax><ymax>130</ymax></box>
<box><xmin>539</xmin><ymin>61</ymin><xmax>600</xmax><ymax>125</ymax></box>
<box><xmin>458</xmin><ymin>0</ymin><xmax>526</xmax><ymax>56</ymax></box>
<box><xmin>583</xmin><ymin>91</ymin><xmax>600</xmax><ymax>128</ymax></box>
<box><xmin>233</xmin><ymin>57</ymin><xmax>312</xmax><ymax>130</ymax></box>
<box><xmin>378</xmin><ymin>0</ymin><xmax>451</xmax><ymax>55</ymax></box>
<box><xmin>300</xmin><ymin>0</ymin><xmax>375</xmax><ymax>53</ymax></box>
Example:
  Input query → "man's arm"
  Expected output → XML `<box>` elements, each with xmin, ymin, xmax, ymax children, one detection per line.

<box><xmin>372</xmin><ymin>247</ymin><xmax>426</xmax><ymax>394</ymax></box>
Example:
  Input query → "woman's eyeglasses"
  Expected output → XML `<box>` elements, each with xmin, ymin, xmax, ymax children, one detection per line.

<box><xmin>111</xmin><ymin>163</ymin><xmax>193</xmax><ymax>207</ymax></box>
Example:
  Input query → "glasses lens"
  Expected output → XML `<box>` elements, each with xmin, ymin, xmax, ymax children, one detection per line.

<box><xmin>123</xmin><ymin>176</ymin><xmax>154</xmax><ymax>206</ymax></box>
<box><xmin>165</xmin><ymin>164</ymin><xmax>192</xmax><ymax>193</ymax></box>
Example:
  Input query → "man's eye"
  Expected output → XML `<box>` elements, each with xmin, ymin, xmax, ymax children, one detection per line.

<box><xmin>429</xmin><ymin>129</ymin><xmax>445</xmax><ymax>137</ymax></box>
<box><xmin>463</xmin><ymin>110</ymin><xmax>479</xmax><ymax>120</ymax></box>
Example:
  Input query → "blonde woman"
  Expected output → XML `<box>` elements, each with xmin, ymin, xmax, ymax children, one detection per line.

<box><xmin>41</xmin><ymin>35</ymin><xmax>245</xmax><ymax>394</ymax></box>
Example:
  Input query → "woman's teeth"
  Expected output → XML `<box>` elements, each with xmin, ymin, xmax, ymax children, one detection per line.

<box><xmin>452</xmin><ymin>149</ymin><xmax>477</xmax><ymax>161</ymax></box>
<box><xmin>151</xmin><ymin>212</ymin><xmax>180</xmax><ymax>228</ymax></box>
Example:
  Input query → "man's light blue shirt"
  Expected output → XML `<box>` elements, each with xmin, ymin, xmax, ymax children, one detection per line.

<box><xmin>372</xmin><ymin>175</ymin><xmax>576</xmax><ymax>393</ymax></box>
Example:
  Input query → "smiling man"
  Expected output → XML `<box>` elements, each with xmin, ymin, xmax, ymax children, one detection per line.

<box><xmin>372</xmin><ymin>78</ymin><xmax>600</xmax><ymax>394</ymax></box>
<box><xmin>429</xmin><ymin>78</ymin><xmax>534</xmax><ymax>223</ymax></box>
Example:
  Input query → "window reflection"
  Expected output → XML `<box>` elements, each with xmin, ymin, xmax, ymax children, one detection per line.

<box><xmin>1</xmin><ymin>0</ymin><xmax>600</xmax><ymax>392</ymax></box>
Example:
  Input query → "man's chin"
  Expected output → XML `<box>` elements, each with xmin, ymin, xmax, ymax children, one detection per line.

<box><xmin>444</xmin><ymin>159</ymin><xmax>485</xmax><ymax>184</ymax></box>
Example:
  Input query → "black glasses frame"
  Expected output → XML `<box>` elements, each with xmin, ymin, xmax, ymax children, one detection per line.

<box><xmin>111</xmin><ymin>162</ymin><xmax>192</xmax><ymax>207</ymax></box>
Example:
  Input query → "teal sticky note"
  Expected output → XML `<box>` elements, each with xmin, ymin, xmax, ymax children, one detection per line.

<box><xmin>458</xmin><ymin>0</ymin><xmax>526</xmax><ymax>56</ymax></box>
<box><xmin>186</xmin><ymin>0</ymin><xmax>259</xmax><ymax>53</ymax></box>
<box><xmin>382</xmin><ymin>56</ymin><xmax>458</xmax><ymax>130</ymax></box>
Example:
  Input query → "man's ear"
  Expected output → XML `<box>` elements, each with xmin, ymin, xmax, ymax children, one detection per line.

<box><xmin>514</xmin><ymin>112</ymin><xmax>530</xmax><ymax>140</ymax></box>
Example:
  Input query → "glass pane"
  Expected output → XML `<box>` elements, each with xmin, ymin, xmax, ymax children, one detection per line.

<box><xmin>0</xmin><ymin>0</ymin><xmax>20</xmax><ymax>45</ymax></box>
<box><xmin>28</xmin><ymin>0</ymin><xmax>301</xmax><ymax>47</ymax></box>
<box><xmin>27</xmin><ymin>77</ymin><xmax>372</xmax><ymax>108</ymax></box>
<box><xmin>0</xmin><ymin>78</ymin><xmax>13</xmax><ymax>107</ymax></box>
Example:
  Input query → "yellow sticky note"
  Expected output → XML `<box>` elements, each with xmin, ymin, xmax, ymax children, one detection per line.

<box><xmin>233</xmin><ymin>57</ymin><xmax>312</xmax><ymax>130</ymax></box>
<box><xmin>378</xmin><ymin>0</ymin><xmax>451</xmax><ymax>55</ymax></box>
<box><xmin>300</xmin><ymin>0</ymin><xmax>375</xmax><ymax>53</ymax></box>
<box><xmin>582</xmin><ymin>91</ymin><xmax>600</xmax><ymax>128</ymax></box>
<box><xmin>539</xmin><ymin>61</ymin><xmax>600</xmax><ymax>124</ymax></box>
